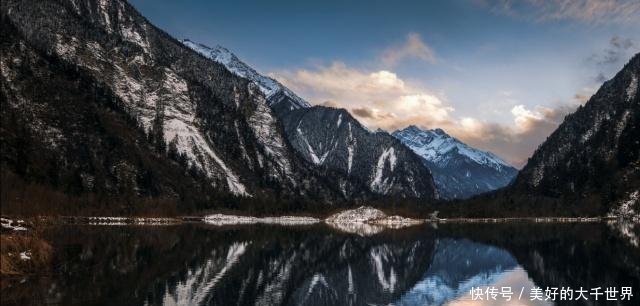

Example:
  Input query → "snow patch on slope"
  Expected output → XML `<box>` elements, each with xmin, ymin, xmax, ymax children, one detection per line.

<box><xmin>346</xmin><ymin>122</ymin><xmax>356</xmax><ymax>174</ymax></box>
<box><xmin>245</xmin><ymin>84</ymin><xmax>295</xmax><ymax>182</ymax></box>
<box><xmin>627</xmin><ymin>74</ymin><xmax>638</xmax><ymax>102</ymax></box>
<box><xmin>370</xmin><ymin>147</ymin><xmax>397</xmax><ymax>194</ymax></box>
<box><xmin>50</xmin><ymin>34</ymin><xmax>250</xmax><ymax>196</ymax></box>
<box><xmin>296</xmin><ymin>122</ymin><xmax>335</xmax><ymax>165</ymax></box>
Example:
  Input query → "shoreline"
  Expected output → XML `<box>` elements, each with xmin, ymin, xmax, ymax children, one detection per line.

<box><xmin>1</xmin><ymin>214</ymin><xmax>625</xmax><ymax>226</ymax></box>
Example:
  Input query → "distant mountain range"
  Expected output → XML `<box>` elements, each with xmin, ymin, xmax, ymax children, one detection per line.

<box><xmin>393</xmin><ymin>126</ymin><xmax>518</xmax><ymax>199</ymax></box>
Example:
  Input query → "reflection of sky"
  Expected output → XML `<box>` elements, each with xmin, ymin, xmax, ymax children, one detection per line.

<box><xmin>447</xmin><ymin>267</ymin><xmax>553</xmax><ymax>306</ymax></box>
<box><xmin>396</xmin><ymin>267</ymin><xmax>552</xmax><ymax>306</ymax></box>
<box><xmin>394</xmin><ymin>239</ymin><xmax>551</xmax><ymax>306</ymax></box>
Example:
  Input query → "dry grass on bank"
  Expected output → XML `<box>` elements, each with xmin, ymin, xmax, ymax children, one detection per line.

<box><xmin>0</xmin><ymin>231</ymin><xmax>52</xmax><ymax>276</ymax></box>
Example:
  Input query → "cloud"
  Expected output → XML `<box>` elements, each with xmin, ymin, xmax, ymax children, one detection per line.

<box><xmin>272</xmin><ymin>61</ymin><xmax>586</xmax><ymax>167</ymax></box>
<box><xmin>450</xmin><ymin>104</ymin><xmax>576</xmax><ymax>167</ymax></box>
<box><xmin>270</xmin><ymin>28</ymin><xmax>612</xmax><ymax>168</ymax></box>
<box><xmin>351</xmin><ymin>107</ymin><xmax>376</xmax><ymax>118</ymax></box>
<box><xmin>590</xmin><ymin>35</ymin><xmax>636</xmax><ymax>66</ymax></box>
<box><xmin>319</xmin><ymin>100</ymin><xmax>339</xmax><ymax>108</ymax></box>
<box><xmin>272</xmin><ymin>62</ymin><xmax>453</xmax><ymax>131</ymax></box>
<box><xmin>588</xmin><ymin>35</ymin><xmax>638</xmax><ymax>82</ymax></box>
<box><xmin>483</xmin><ymin>0</ymin><xmax>640</xmax><ymax>24</ymax></box>
<box><xmin>381</xmin><ymin>33</ymin><xmax>436</xmax><ymax>67</ymax></box>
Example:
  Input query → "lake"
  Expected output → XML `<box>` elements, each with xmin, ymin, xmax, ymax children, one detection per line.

<box><xmin>2</xmin><ymin>222</ymin><xmax>639</xmax><ymax>306</ymax></box>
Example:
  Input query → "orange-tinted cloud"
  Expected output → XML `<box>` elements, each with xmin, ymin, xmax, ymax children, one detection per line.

<box><xmin>272</xmin><ymin>62</ymin><xmax>453</xmax><ymax>130</ymax></box>
<box><xmin>272</xmin><ymin>61</ymin><xmax>587</xmax><ymax>168</ymax></box>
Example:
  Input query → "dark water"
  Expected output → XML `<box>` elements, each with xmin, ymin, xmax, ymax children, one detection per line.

<box><xmin>2</xmin><ymin>222</ymin><xmax>639</xmax><ymax>306</ymax></box>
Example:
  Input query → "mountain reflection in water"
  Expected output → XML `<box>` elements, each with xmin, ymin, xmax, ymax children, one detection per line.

<box><xmin>2</xmin><ymin>222</ymin><xmax>638</xmax><ymax>306</ymax></box>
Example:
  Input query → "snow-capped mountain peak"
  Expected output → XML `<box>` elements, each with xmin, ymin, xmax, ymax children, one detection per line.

<box><xmin>181</xmin><ymin>39</ymin><xmax>310</xmax><ymax>110</ymax></box>
<box><xmin>394</xmin><ymin>126</ymin><xmax>511</xmax><ymax>170</ymax></box>
<box><xmin>392</xmin><ymin>126</ymin><xmax>518</xmax><ymax>199</ymax></box>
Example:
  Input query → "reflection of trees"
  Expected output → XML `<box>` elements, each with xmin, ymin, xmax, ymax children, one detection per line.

<box><xmin>437</xmin><ymin>223</ymin><xmax>640</xmax><ymax>306</ymax></box>
<box><xmin>7</xmin><ymin>223</ymin><xmax>639</xmax><ymax>306</ymax></box>
<box><xmin>154</xmin><ymin>226</ymin><xmax>437</xmax><ymax>306</ymax></box>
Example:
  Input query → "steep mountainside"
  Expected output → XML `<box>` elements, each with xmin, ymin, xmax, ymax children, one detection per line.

<box><xmin>393</xmin><ymin>126</ymin><xmax>517</xmax><ymax>199</ymax></box>
<box><xmin>281</xmin><ymin>107</ymin><xmax>437</xmax><ymax>198</ymax></box>
<box><xmin>512</xmin><ymin>53</ymin><xmax>640</xmax><ymax>215</ymax></box>
<box><xmin>0</xmin><ymin>0</ymin><xmax>381</xmax><ymax>211</ymax></box>
<box><xmin>182</xmin><ymin>40</ymin><xmax>437</xmax><ymax>199</ymax></box>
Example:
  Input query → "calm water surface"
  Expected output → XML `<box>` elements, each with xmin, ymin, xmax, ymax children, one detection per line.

<box><xmin>2</xmin><ymin>222</ymin><xmax>639</xmax><ymax>306</ymax></box>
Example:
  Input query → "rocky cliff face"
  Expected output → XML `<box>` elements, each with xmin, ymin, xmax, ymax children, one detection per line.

<box><xmin>512</xmin><ymin>53</ymin><xmax>640</xmax><ymax>214</ymax></box>
<box><xmin>393</xmin><ymin>126</ymin><xmax>517</xmax><ymax>199</ymax></box>
<box><xmin>0</xmin><ymin>0</ymin><xmax>374</xmax><ymax>208</ymax></box>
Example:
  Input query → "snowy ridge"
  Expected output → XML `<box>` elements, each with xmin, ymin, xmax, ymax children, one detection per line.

<box><xmin>392</xmin><ymin>125</ymin><xmax>517</xmax><ymax>199</ymax></box>
<box><xmin>182</xmin><ymin>39</ymin><xmax>310</xmax><ymax>110</ymax></box>
<box><xmin>393</xmin><ymin>126</ymin><xmax>511</xmax><ymax>170</ymax></box>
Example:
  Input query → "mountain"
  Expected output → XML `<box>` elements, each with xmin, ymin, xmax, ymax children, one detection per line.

<box><xmin>281</xmin><ymin>108</ymin><xmax>437</xmax><ymax>198</ymax></box>
<box><xmin>180</xmin><ymin>39</ymin><xmax>437</xmax><ymax>199</ymax></box>
<box><xmin>511</xmin><ymin>53</ymin><xmax>640</xmax><ymax>216</ymax></box>
<box><xmin>393</xmin><ymin>126</ymin><xmax>518</xmax><ymax>199</ymax></box>
<box><xmin>181</xmin><ymin>40</ymin><xmax>310</xmax><ymax>115</ymax></box>
<box><xmin>0</xmin><ymin>0</ymin><xmax>438</xmax><ymax>214</ymax></box>
<box><xmin>1</xmin><ymin>0</ymin><xmax>404</xmax><ymax>213</ymax></box>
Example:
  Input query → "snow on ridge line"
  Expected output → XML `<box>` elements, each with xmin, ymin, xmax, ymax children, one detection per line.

<box><xmin>394</xmin><ymin>127</ymin><xmax>513</xmax><ymax>169</ymax></box>
<box><xmin>181</xmin><ymin>39</ymin><xmax>310</xmax><ymax>108</ymax></box>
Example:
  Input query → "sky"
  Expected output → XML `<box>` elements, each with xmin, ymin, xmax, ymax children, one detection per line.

<box><xmin>129</xmin><ymin>0</ymin><xmax>640</xmax><ymax>167</ymax></box>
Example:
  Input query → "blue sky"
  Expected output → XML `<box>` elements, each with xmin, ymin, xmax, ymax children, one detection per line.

<box><xmin>129</xmin><ymin>0</ymin><xmax>639</xmax><ymax>166</ymax></box>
